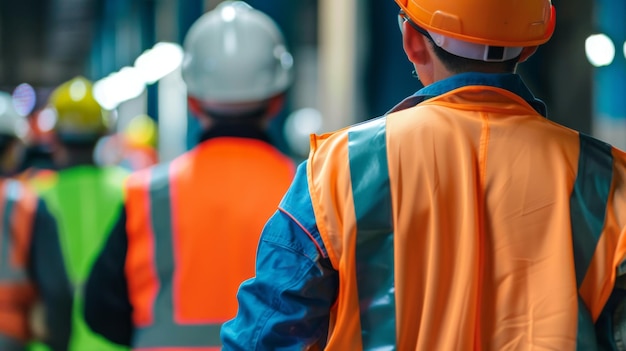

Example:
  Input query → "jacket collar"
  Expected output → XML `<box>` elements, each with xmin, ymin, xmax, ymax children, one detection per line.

<box><xmin>387</xmin><ymin>73</ymin><xmax>547</xmax><ymax>117</ymax></box>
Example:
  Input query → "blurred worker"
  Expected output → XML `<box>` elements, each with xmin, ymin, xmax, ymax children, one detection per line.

<box><xmin>118</xmin><ymin>114</ymin><xmax>159</xmax><ymax>171</ymax></box>
<box><xmin>0</xmin><ymin>91</ymin><xmax>72</xmax><ymax>351</ymax></box>
<box><xmin>93</xmin><ymin>114</ymin><xmax>158</xmax><ymax>172</ymax></box>
<box><xmin>16</xmin><ymin>109</ymin><xmax>59</xmax><ymax>190</ymax></box>
<box><xmin>83</xmin><ymin>1</ymin><xmax>295</xmax><ymax>350</ymax></box>
<box><xmin>32</xmin><ymin>76</ymin><xmax>129</xmax><ymax>351</ymax></box>
<box><xmin>221</xmin><ymin>0</ymin><xmax>626</xmax><ymax>349</ymax></box>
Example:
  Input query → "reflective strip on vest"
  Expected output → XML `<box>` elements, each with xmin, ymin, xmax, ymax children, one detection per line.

<box><xmin>132</xmin><ymin>163</ymin><xmax>222</xmax><ymax>349</ymax></box>
<box><xmin>0</xmin><ymin>180</ymin><xmax>32</xmax><ymax>283</ymax></box>
<box><xmin>347</xmin><ymin>117</ymin><xmax>397</xmax><ymax>350</ymax></box>
<box><xmin>569</xmin><ymin>133</ymin><xmax>613</xmax><ymax>349</ymax></box>
<box><xmin>0</xmin><ymin>180</ymin><xmax>36</xmax><ymax>343</ymax></box>
<box><xmin>0</xmin><ymin>180</ymin><xmax>30</xmax><ymax>281</ymax></box>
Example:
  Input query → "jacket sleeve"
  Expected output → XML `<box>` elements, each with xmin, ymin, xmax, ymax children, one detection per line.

<box><xmin>28</xmin><ymin>198</ymin><xmax>73</xmax><ymax>351</ymax></box>
<box><xmin>221</xmin><ymin>162</ymin><xmax>339</xmax><ymax>350</ymax></box>
<box><xmin>83</xmin><ymin>207</ymin><xmax>133</xmax><ymax>346</ymax></box>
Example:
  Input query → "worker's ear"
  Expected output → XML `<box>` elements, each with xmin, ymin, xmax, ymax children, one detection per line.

<box><xmin>402</xmin><ymin>21</ymin><xmax>431</xmax><ymax>66</ymax></box>
<box><xmin>265</xmin><ymin>93</ymin><xmax>286</xmax><ymax>119</ymax></box>
<box><xmin>187</xmin><ymin>96</ymin><xmax>213</xmax><ymax>129</ymax></box>
<box><xmin>518</xmin><ymin>46</ymin><xmax>539</xmax><ymax>63</ymax></box>
<box><xmin>187</xmin><ymin>96</ymin><xmax>204</xmax><ymax>117</ymax></box>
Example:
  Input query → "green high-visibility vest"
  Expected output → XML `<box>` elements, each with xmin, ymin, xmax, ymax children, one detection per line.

<box><xmin>29</xmin><ymin>165</ymin><xmax>130</xmax><ymax>351</ymax></box>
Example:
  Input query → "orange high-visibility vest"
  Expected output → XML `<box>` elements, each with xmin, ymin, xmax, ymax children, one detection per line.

<box><xmin>124</xmin><ymin>137</ymin><xmax>294</xmax><ymax>350</ymax></box>
<box><xmin>0</xmin><ymin>179</ymin><xmax>37</xmax><ymax>350</ymax></box>
<box><xmin>307</xmin><ymin>86</ymin><xmax>626</xmax><ymax>350</ymax></box>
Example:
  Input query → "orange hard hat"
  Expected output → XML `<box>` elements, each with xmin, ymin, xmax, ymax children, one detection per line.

<box><xmin>395</xmin><ymin>0</ymin><xmax>555</xmax><ymax>60</ymax></box>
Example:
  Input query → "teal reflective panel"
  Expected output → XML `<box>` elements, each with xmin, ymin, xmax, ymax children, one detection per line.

<box><xmin>0</xmin><ymin>181</ymin><xmax>28</xmax><ymax>282</ymax></box>
<box><xmin>576</xmin><ymin>296</ymin><xmax>599</xmax><ymax>351</ymax></box>
<box><xmin>0</xmin><ymin>181</ymin><xmax>30</xmax><ymax>351</ymax></box>
<box><xmin>569</xmin><ymin>133</ymin><xmax>613</xmax><ymax>349</ymax></box>
<box><xmin>133</xmin><ymin>163</ymin><xmax>222</xmax><ymax>349</ymax></box>
<box><xmin>348</xmin><ymin>117</ymin><xmax>397</xmax><ymax>350</ymax></box>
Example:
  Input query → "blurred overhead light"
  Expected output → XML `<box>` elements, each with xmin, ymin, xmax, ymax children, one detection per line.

<box><xmin>12</xmin><ymin>83</ymin><xmax>36</xmax><ymax>116</ymax></box>
<box><xmin>94</xmin><ymin>66</ymin><xmax>146</xmax><ymax>110</ymax></box>
<box><xmin>134</xmin><ymin>42</ymin><xmax>184</xmax><ymax>84</ymax></box>
<box><xmin>37</xmin><ymin>108</ymin><xmax>58</xmax><ymax>133</ymax></box>
<box><xmin>624</xmin><ymin>41</ymin><xmax>626</xmax><ymax>59</ymax></box>
<box><xmin>283</xmin><ymin>107</ymin><xmax>323</xmax><ymax>157</ymax></box>
<box><xmin>585</xmin><ymin>34</ymin><xmax>615</xmax><ymax>67</ymax></box>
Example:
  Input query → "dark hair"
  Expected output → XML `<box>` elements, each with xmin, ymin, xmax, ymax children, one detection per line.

<box><xmin>203</xmin><ymin>104</ymin><xmax>269</xmax><ymax>122</ymax></box>
<box><xmin>428</xmin><ymin>41</ymin><xmax>520</xmax><ymax>74</ymax></box>
<box><xmin>399</xmin><ymin>11</ymin><xmax>520</xmax><ymax>74</ymax></box>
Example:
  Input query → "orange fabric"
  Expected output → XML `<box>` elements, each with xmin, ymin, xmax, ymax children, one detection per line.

<box><xmin>125</xmin><ymin>169</ymin><xmax>159</xmax><ymax>327</ymax></box>
<box><xmin>125</xmin><ymin>137</ymin><xmax>294</xmax><ymax>335</ymax></box>
<box><xmin>308</xmin><ymin>130</ymin><xmax>362</xmax><ymax>351</ymax></box>
<box><xmin>308</xmin><ymin>86</ymin><xmax>609</xmax><ymax>350</ymax></box>
<box><xmin>0</xmin><ymin>180</ymin><xmax>37</xmax><ymax>342</ymax></box>
<box><xmin>170</xmin><ymin>138</ymin><xmax>294</xmax><ymax>322</ymax></box>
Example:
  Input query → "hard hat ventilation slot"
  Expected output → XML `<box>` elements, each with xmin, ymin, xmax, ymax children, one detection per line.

<box><xmin>486</xmin><ymin>46</ymin><xmax>505</xmax><ymax>61</ymax></box>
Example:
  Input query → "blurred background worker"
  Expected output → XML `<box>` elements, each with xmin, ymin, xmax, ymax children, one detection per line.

<box><xmin>117</xmin><ymin>114</ymin><xmax>158</xmax><ymax>171</ymax></box>
<box><xmin>17</xmin><ymin>109</ymin><xmax>59</xmax><ymax>181</ymax></box>
<box><xmin>93</xmin><ymin>114</ymin><xmax>159</xmax><ymax>172</ymax></box>
<box><xmin>0</xmin><ymin>91</ymin><xmax>72</xmax><ymax>351</ymax></box>
<box><xmin>83</xmin><ymin>1</ymin><xmax>295</xmax><ymax>349</ymax></box>
<box><xmin>29</xmin><ymin>76</ymin><xmax>129</xmax><ymax>351</ymax></box>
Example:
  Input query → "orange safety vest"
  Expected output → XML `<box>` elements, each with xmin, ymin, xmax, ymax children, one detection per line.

<box><xmin>307</xmin><ymin>86</ymin><xmax>626</xmax><ymax>350</ymax></box>
<box><xmin>0</xmin><ymin>179</ymin><xmax>37</xmax><ymax>350</ymax></box>
<box><xmin>124</xmin><ymin>137</ymin><xmax>294</xmax><ymax>350</ymax></box>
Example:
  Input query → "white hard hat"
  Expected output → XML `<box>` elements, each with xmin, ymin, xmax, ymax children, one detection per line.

<box><xmin>181</xmin><ymin>1</ymin><xmax>293</xmax><ymax>104</ymax></box>
<box><xmin>0</xmin><ymin>91</ymin><xmax>27</xmax><ymax>139</ymax></box>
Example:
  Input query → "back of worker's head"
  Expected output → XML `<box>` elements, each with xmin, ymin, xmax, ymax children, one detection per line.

<box><xmin>48</xmin><ymin>76</ymin><xmax>108</xmax><ymax>147</ymax></box>
<box><xmin>47</xmin><ymin>76</ymin><xmax>110</xmax><ymax>168</ymax></box>
<box><xmin>395</xmin><ymin>0</ymin><xmax>555</xmax><ymax>73</ymax></box>
<box><xmin>0</xmin><ymin>91</ymin><xmax>28</xmax><ymax>174</ymax></box>
<box><xmin>181</xmin><ymin>1</ymin><xmax>293</xmax><ymax>122</ymax></box>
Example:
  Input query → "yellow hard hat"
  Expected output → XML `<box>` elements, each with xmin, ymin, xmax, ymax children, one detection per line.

<box><xmin>48</xmin><ymin>76</ymin><xmax>108</xmax><ymax>142</ymax></box>
<box><xmin>395</xmin><ymin>0</ymin><xmax>555</xmax><ymax>60</ymax></box>
<box><xmin>123</xmin><ymin>114</ymin><xmax>157</xmax><ymax>148</ymax></box>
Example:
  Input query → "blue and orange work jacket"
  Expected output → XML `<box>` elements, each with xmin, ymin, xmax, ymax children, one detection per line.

<box><xmin>0</xmin><ymin>178</ymin><xmax>72</xmax><ymax>351</ymax></box>
<box><xmin>221</xmin><ymin>72</ymin><xmax>626</xmax><ymax>350</ymax></box>
<box><xmin>84</xmin><ymin>127</ymin><xmax>295</xmax><ymax>350</ymax></box>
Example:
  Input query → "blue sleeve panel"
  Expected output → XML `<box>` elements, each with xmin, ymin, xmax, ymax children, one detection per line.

<box><xmin>221</xmin><ymin>161</ymin><xmax>338</xmax><ymax>350</ymax></box>
<box><xmin>83</xmin><ymin>207</ymin><xmax>133</xmax><ymax>346</ymax></box>
<box><xmin>29</xmin><ymin>199</ymin><xmax>73</xmax><ymax>351</ymax></box>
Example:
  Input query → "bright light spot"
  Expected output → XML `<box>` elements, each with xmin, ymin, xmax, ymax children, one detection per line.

<box><xmin>37</xmin><ymin>108</ymin><xmax>58</xmax><ymax>132</ymax></box>
<box><xmin>12</xmin><ymin>83</ymin><xmax>36</xmax><ymax>116</ymax></box>
<box><xmin>623</xmin><ymin>41</ymin><xmax>626</xmax><ymax>60</ymax></box>
<box><xmin>221</xmin><ymin>6</ymin><xmax>236</xmax><ymax>22</ymax></box>
<box><xmin>69</xmin><ymin>79</ymin><xmax>87</xmax><ymax>101</ymax></box>
<box><xmin>585</xmin><ymin>34</ymin><xmax>615</xmax><ymax>67</ymax></box>
<box><xmin>284</xmin><ymin>108</ymin><xmax>323</xmax><ymax>157</ymax></box>
<box><xmin>134</xmin><ymin>42</ymin><xmax>184</xmax><ymax>84</ymax></box>
<box><xmin>275</xmin><ymin>46</ymin><xmax>294</xmax><ymax>69</ymax></box>
<box><xmin>94</xmin><ymin>66</ymin><xmax>146</xmax><ymax>110</ymax></box>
